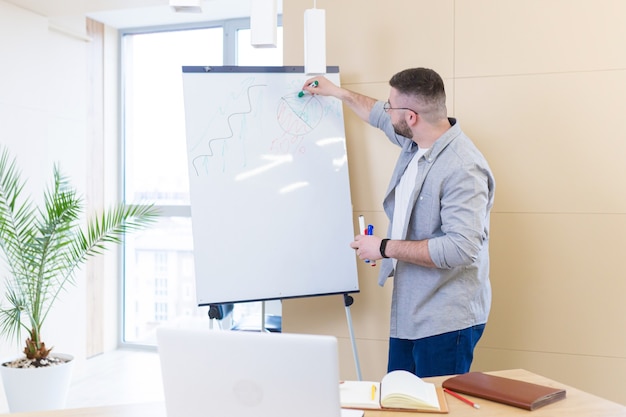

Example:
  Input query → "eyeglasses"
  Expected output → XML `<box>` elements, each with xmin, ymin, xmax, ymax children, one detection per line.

<box><xmin>383</xmin><ymin>100</ymin><xmax>419</xmax><ymax>115</ymax></box>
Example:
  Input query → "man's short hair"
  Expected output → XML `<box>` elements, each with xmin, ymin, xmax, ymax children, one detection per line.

<box><xmin>389</xmin><ymin>68</ymin><xmax>447</xmax><ymax>119</ymax></box>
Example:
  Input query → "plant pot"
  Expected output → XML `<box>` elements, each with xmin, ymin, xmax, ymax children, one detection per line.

<box><xmin>0</xmin><ymin>353</ymin><xmax>74</xmax><ymax>412</ymax></box>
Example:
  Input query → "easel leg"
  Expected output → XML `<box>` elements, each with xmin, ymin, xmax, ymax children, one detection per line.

<box><xmin>261</xmin><ymin>300</ymin><xmax>267</xmax><ymax>332</ymax></box>
<box><xmin>207</xmin><ymin>304</ymin><xmax>225</xmax><ymax>330</ymax></box>
<box><xmin>343</xmin><ymin>293</ymin><xmax>362</xmax><ymax>381</ymax></box>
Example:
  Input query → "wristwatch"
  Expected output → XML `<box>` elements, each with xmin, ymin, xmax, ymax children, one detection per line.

<box><xmin>380</xmin><ymin>239</ymin><xmax>390</xmax><ymax>258</ymax></box>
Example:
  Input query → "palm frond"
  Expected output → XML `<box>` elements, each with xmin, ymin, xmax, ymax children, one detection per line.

<box><xmin>0</xmin><ymin>149</ymin><xmax>39</xmax><ymax>286</ymax></box>
<box><xmin>0</xmin><ymin>284</ymin><xmax>28</xmax><ymax>342</ymax></box>
<box><xmin>40</xmin><ymin>203</ymin><xmax>159</xmax><ymax>325</ymax></box>
<box><xmin>0</xmin><ymin>145</ymin><xmax>159</xmax><ymax>356</ymax></box>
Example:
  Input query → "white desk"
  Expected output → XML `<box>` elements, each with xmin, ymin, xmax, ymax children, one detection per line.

<box><xmin>3</xmin><ymin>369</ymin><xmax>625</xmax><ymax>417</ymax></box>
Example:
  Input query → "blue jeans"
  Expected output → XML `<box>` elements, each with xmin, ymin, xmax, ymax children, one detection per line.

<box><xmin>387</xmin><ymin>324</ymin><xmax>485</xmax><ymax>378</ymax></box>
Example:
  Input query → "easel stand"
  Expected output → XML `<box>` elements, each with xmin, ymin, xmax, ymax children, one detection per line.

<box><xmin>343</xmin><ymin>293</ymin><xmax>362</xmax><ymax>381</ymax></box>
<box><xmin>208</xmin><ymin>303</ymin><xmax>232</xmax><ymax>329</ymax></box>
<box><xmin>207</xmin><ymin>295</ymin><xmax>362</xmax><ymax>380</ymax></box>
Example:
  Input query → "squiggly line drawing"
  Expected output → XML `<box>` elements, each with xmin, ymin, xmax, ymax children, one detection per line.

<box><xmin>192</xmin><ymin>84</ymin><xmax>266</xmax><ymax>176</ymax></box>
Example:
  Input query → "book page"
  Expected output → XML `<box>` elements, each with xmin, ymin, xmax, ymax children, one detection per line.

<box><xmin>339</xmin><ymin>381</ymin><xmax>381</xmax><ymax>409</ymax></box>
<box><xmin>380</xmin><ymin>370</ymin><xmax>440</xmax><ymax>410</ymax></box>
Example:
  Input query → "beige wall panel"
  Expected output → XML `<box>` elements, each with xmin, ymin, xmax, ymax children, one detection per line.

<box><xmin>484</xmin><ymin>213</ymin><xmax>626</xmax><ymax>357</ymax></box>
<box><xmin>454</xmin><ymin>71</ymin><xmax>626</xmax><ymax>213</ymax></box>
<box><xmin>338</xmin><ymin>336</ymin><xmax>389</xmax><ymax>381</ymax></box>
<box><xmin>455</xmin><ymin>0</ymin><xmax>626</xmax><ymax>77</ymax></box>
<box><xmin>345</xmin><ymin>115</ymin><xmax>395</xmax><ymax>213</ymax></box>
<box><xmin>283</xmin><ymin>294</ymin><xmax>354</xmax><ymax>336</ymax></box>
<box><xmin>472</xmin><ymin>347</ymin><xmax>626</xmax><ymax>405</ymax></box>
<box><xmin>344</xmin><ymin>83</ymin><xmax>397</xmax><ymax>212</ymax></box>
<box><xmin>283</xmin><ymin>0</ymin><xmax>455</xmax><ymax>83</ymax></box>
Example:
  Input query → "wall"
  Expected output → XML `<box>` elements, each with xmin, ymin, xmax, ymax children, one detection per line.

<box><xmin>0</xmin><ymin>10</ymin><xmax>123</xmax><ymax>414</ymax></box>
<box><xmin>282</xmin><ymin>0</ymin><xmax>626</xmax><ymax>406</ymax></box>
<box><xmin>0</xmin><ymin>0</ymin><xmax>91</xmax><ymax>369</ymax></box>
<box><xmin>101</xmin><ymin>23</ymin><xmax>123</xmax><ymax>355</ymax></box>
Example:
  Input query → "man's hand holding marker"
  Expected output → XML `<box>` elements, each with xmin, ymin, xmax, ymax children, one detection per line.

<box><xmin>353</xmin><ymin>215</ymin><xmax>382</xmax><ymax>266</ymax></box>
<box><xmin>300</xmin><ymin>76</ymin><xmax>344</xmax><ymax>98</ymax></box>
<box><xmin>298</xmin><ymin>80</ymin><xmax>318</xmax><ymax>97</ymax></box>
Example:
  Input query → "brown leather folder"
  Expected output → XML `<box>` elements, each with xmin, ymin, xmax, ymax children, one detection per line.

<box><xmin>442</xmin><ymin>372</ymin><xmax>566</xmax><ymax>411</ymax></box>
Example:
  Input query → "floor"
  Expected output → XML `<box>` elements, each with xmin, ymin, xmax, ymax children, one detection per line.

<box><xmin>0</xmin><ymin>349</ymin><xmax>165</xmax><ymax>413</ymax></box>
<box><xmin>0</xmin><ymin>348</ymin><xmax>366</xmax><ymax>417</ymax></box>
<box><xmin>0</xmin><ymin>311</ymin><xmax>282</xmax><ymax>413</ymax></box>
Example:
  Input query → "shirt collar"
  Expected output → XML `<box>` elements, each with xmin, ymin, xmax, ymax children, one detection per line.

<box><xmin>408</xmin><ymin>117</ymin><xmax>459</xmax><ymax>161</ymax></box>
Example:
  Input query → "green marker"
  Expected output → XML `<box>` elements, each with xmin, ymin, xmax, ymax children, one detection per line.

<box><xmin>298</xmin><ymin>80</ymin><xmax>319</xmax><ymax>97</ymax></box>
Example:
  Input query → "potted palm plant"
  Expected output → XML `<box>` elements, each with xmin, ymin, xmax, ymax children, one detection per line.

<box><xmin>0</xmin><ymin>145</ymin><xmax>159</xmax><ymax>412</ymax></box>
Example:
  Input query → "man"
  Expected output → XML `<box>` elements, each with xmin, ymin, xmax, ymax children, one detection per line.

<box><xmin>302</xmin><ymin>68</ymin><xmax>495</xmax><ymax>377</ymax></box>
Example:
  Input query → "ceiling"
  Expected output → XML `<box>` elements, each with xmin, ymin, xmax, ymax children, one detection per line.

<box><xmin>4</xmin><ymin>0</ymin><xmax>280</xmax><ymax>29</ymax></box>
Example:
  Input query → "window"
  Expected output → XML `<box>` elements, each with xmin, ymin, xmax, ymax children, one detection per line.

<box><xmin>121</xmin><ymin>20</ymin><xmax>283</xmax><ymax>346</ymax></box>
<box><xmin>154</xmin><ymin>303</ymin><xmax>168</xmax><ymax>322</ymax></box>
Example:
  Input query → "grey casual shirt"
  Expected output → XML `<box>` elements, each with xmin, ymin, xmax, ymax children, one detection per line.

<box><xmin>369</xmin><ymin>101</ymin><xmax>495</xmax><ymax>340</ymax></box>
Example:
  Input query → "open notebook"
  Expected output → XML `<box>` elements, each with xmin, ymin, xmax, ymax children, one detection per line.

<box><xmin>156</xmin><ymin>326</ymin><xmax>344</xmax><ymax>417</ymax></box>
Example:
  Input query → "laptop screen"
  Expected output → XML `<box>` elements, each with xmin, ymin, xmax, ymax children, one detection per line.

<box><xmin>157</xmin><ymin>326</ymin><xmax>342</xmax><ymax>417</ymax></box>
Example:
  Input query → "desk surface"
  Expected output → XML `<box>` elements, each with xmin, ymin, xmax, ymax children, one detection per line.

<box><xmin>4</xmin><ymin>369</ymin><xmax>626</xmax><ymax>417</ymax></box>
<box><xmin>373</xmin><ymin>369</ymin><xmax>626</xmax><ymax>417</ymax></box>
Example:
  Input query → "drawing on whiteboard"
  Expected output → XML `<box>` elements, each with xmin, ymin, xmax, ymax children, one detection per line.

<box><xmin>271</xmin><ymin>92</ymin><xmax>324</xmax><ymax>155</ymax></box>
<box><xmin>191</xmin><ymin>83</ymin><xmax>266</xmax><ymax>176</ymax></box>
<box><xmin>190</xmin><ymin>80</ymin><xmax>330</xmax><ymax>177</ymax></box>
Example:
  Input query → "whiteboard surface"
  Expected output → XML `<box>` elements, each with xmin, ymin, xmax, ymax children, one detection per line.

<box><xmin>182</xmin><ymin>66</ymin><xmax>358</xmax><ymax>305</ymax></box>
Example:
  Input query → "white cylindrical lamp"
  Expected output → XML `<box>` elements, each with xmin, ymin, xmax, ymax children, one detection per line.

<box><xmin>251</xmin><ymin>0</ymin><xmax>278</xmax><ymax>48</ymax></box>
<box><xmin>304</xmin><ymin>8</ymin><xmax>327</xmax><ymax>75</ymax></box>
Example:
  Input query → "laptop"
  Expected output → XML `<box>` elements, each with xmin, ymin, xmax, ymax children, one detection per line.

<box><xmin>156</xmin><ymin>325</ymin><xmax>342</xmax><ymax>417</ymax></box>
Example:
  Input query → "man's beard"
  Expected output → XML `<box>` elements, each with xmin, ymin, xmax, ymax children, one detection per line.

<box><xmin>393</xmin><ymin>119</ymin><xmax>412</xmax><ymax>138</ymax></box>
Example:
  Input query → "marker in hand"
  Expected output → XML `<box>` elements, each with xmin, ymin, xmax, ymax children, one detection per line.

<box><xmin>367</xmin><ymin>224</ymin><xmax>376</xmax><ymax>267</ymax></box>
<box><xmin>358</xmin><ymin>215</ymin><xmax>376</xmax><ymax>266</ymax></box>
<box><xmin>298</xmin><ymin>80</ymin><xmax>318</xmax><ymax>97</ymax></box>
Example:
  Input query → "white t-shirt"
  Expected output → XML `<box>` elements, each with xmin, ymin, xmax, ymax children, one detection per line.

<box><xmin>391</xmin><ymin>147</ymin><xmax>429</xmax><ymax>240</ymax></box>
<box><xmin>391</xmin><ymin>147</ymin><xmax>429</xmax><ymax>266</ymax></box>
